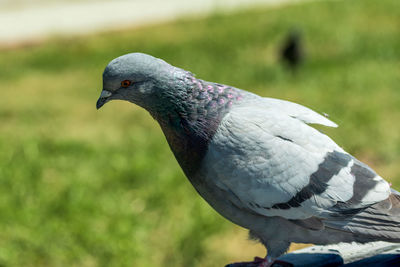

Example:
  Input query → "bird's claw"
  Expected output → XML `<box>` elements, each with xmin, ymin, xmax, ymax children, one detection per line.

<box><xmin>225</xmin><ymin>256</ymin><xmax>293</xmax><ymax>267</ymax></box>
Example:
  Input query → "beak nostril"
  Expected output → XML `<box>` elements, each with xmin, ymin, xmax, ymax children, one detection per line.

<box><xmin>97</xmin><ymin>90</ymin><xmax>112</xmax><ymax>109</ymax></box>
<box><xmin>100</xmin><ymin>90</ymin><xmax>112</xmax><ymax>98</ymax></box>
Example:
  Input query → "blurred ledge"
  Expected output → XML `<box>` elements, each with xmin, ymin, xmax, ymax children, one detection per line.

<box><xmin>228</xmin><ymin>241</ymin><xmax>400</xmax><ymax>266</ymax></box>
<box><xmin>0</xmin><ymin>0</ymin><xmax>307</xmax><ymax>47</ymax></box>
<box><xmin>280</xmin><ymin>241</ymin><xmax>400</xmax><ymax>266</ymax></box>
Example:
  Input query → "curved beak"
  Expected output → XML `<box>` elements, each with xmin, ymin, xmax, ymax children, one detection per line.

<box><xmin>96</xmin><ymin>90</ymin><xmax>112</xmax><ymax>109</ymax></box>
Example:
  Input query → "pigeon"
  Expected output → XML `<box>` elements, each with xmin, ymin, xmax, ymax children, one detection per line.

<box><xmin>280</xmin><ymin>30</ymin><xmax>303</xmax><ymax>72</ymax></box>
<box><xmin>96</xmin><ymin>53</ymin><xmax>400</xmax><ymax>267</ymax></box>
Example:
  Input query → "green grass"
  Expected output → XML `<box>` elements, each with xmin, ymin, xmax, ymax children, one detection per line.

<box><xmin>0</xmin><ymin>0</ymin><xmax>400</xmax><ymax>266</ymax></box>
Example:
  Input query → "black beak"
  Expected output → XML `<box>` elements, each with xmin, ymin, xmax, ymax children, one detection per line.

<box><xmin>96</xmin><ymin>90</ymin><xmax>112</xmax><ymax>109</ymax></box>
<box><xmin>96</xmin><ymin>98</ymin><xmax>106</xmax><ymax>109</ymax></box>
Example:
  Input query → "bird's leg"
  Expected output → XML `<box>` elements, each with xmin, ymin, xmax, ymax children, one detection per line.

<box><xmin>225</xmin><ymin>232</ymin><xmax>293</xmax><ymax>267</ymax></box>
<box><xmin>247</xmin><ymin>232</ymin><xmax>293</xmax><ymax>267</ymax></box>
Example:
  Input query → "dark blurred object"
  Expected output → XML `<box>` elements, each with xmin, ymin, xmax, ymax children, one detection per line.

<box><xmin>279</xmin><ymin>31</ymin><xmax>304</xmax><ymax>72</ymax></box>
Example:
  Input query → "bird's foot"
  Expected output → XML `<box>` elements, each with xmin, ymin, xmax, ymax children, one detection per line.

<box><xmin>225</xmin><ymin>256</ymin><xmax>293</xmax><ymax>267</ymax></box>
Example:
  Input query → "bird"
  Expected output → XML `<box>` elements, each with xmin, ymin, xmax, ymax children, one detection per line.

<box><xmin>96</xmin><ymin>53</ymin><xmax>400</xmax><ymax>267</ymax></box>
<box><xmin>279</xmin><ymin>30</ymin><xmax>303</xmax><ymax>72</ymax></box>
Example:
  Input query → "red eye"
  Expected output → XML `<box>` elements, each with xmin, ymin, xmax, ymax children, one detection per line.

<box><xmin>121</xmin><ymin>80</ymin><xmax>131</xmax><ymax>87</ymax></box>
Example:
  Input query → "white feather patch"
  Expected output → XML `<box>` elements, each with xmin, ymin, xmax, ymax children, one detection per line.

<box><xmin>361</xmin><ymin>176</ymin><xmax>391</xmax><ymax>204</ymax></box>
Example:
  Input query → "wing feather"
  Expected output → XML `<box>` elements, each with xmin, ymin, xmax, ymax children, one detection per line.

<box><xmin>261</xmin><ymin>97</ymin><xmax>338</xmax><ymax>127</ymax></box>
<box><xmin>203</xmin><ymin>104</ymin><xmax>390</xmax><ymax>221</ymax></box>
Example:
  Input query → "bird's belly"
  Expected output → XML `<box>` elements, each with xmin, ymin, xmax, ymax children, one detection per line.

<box><xmin>188</xmin><ymin>172</ymin><xmax>365</xmax><ymax>246</ymax></box>
<box><xmin>187</xmin><ymin>171</ymin><xmax>267</xmax><ymax>231</ymax></box>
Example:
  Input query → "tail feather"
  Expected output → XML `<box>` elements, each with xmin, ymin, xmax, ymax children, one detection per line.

<box><xmin>325</xmin><ymin>192</ymin><xmax>400</xmax><ymax>242</ymax></box>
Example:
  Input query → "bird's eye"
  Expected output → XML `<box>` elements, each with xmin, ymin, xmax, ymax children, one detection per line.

<box><xmin>121</xmin><ymin>80</ymin><xmax>131</xmax><ymax>88</ymax></box>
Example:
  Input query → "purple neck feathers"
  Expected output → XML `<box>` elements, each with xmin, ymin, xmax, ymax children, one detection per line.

<box><xmin>156</xmin><ymin>76</ymin><xmax>244</xmax><ymax>176</ymax></box>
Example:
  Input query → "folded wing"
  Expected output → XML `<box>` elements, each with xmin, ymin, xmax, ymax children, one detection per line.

<box><xmin>204</xmin><ymin>102</ymin><xmax>390</xmax><ymax>222</ymax></box>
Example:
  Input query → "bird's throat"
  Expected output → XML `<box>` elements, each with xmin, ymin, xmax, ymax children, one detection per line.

<box><xmin>155</xmin><ymin>78</ymin><xmax>244</xmax><ymax>176</ymax></box>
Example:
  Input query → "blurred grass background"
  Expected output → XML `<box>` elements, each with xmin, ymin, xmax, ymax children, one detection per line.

<box><xmin>0</xmin><ymin>0</ymin><xmax>399</xmax><ymax>266</ymax></box>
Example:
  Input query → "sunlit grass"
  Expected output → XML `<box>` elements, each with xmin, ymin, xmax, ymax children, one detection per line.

<box><xmin>0</xmin><ymin>0</ymin><xmax>399</xmax><ymax>266</ymax></box>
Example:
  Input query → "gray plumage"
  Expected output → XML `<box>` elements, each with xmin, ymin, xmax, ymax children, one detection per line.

<box><xmin>97</xmin><ymin>53</ymin><xmax>400</xmax><ymax>265</ymax></box>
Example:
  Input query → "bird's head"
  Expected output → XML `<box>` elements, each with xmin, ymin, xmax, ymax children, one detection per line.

<box><xmin>96</xmin><ymin>53</ymin><xmax>188</xmax><ymax>111</ymax></box>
